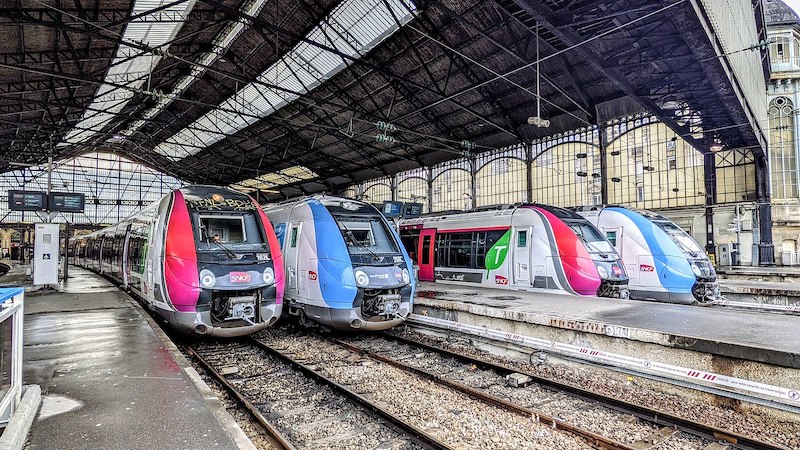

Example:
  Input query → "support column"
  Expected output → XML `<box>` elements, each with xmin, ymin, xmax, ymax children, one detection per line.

<box><xmin>469</xmin><ymin>156</ymin><xmax>477</xmax><ymax>210</ymax></box>
<box><xmin>703</xmin><ymin>152</ymin><xmax>717</xmax><ymax>260</ymax></box>
<box><xmin>390</xmin><ymin>175</ymin><xmax>398</xmax><ymax>202</ymax></box>
<box><xmin>754</xmin><ymin>152</ymin><xmax>775</xmax><ymax>265</ymax></box>
<box><xmin>525</xmin><ymin>143</ymin><xmax>534</xmax><ymax>203</ymax></box>
<box><xmin>426</xmin><ymin>168</ymin><xmax>433</xmax><ymax>213</ymax></box>
<box><xmin>597</xmin><ymin>123</ymin><xmax>609</xmax><ymax>204</ymax></box>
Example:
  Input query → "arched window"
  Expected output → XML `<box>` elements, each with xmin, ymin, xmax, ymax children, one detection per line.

<box><xmin>769</xmin><ymin>97</ymin><xmax>798</xmax><ymax>199</ymax></box>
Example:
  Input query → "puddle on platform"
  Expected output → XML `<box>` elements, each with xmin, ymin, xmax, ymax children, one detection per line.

<box><xmin>38</xmin><ymin>394</ymin><xmax>83</xmax><ymax>420</ymax></box>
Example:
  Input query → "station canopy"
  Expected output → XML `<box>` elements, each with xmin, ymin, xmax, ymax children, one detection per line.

<box><xmin>0</xmin><ymin>0</ymin><xmax>768</xmax><ymax>199</ymax></box>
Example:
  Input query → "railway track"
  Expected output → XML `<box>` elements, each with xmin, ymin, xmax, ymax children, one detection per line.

<box><xmin>350</xmin><ymin>331</ymin><xmax>791</xmax><ymax>450</ymax></box>
<box><xmin>255</xmin><ymin>331</ymin><xmax>653</xmax><ymax>450</ymax></box>
<box><xmin>187</xmin><ymin>330</ymin><xmax>793</xmax><ymax>450</ymax></box>
<box><xmin>186</xmin><ymin>339</ymin><xmax>451</xmax><ymax>450</ymax></box>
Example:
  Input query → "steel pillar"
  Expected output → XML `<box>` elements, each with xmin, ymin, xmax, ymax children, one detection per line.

<box><xmin>754</xmin><ymin>152</ymin><xmax>775</xmax><ymax>265</ymax></box>
<box><xmin>598</xmin><ymin>123</ymin><xmax>609</xmax><ymax>204</ymax></box>
<box><xmin>703</xmin><ymin>153</ymin><xmax>717</xmax><ymax>260</ymax></box>
<box><xmin>525</xmin><ymin>143</ymin><xmax>533</xmax><ymax>203</ymax></box>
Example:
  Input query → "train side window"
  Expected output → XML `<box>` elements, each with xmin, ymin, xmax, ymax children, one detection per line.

<box><xmin>421</xmin><ymin>236</ymin><xmax>431</xmax><ymax>264</ymax></box>
<box><xmin>290</xmin><ymin>227</ymin><xmax>299</xmax><ymax>248</ymax></box>
<box><xmin>447</xmin><ymin>233</ymin><xmax>473</xmax><ymax>268</ymax></box>
<box><xmin>517</xmin><ymin>230</ymin><xmax>527</xmax><ymax>247</ymax></box>
<box><xmin>605</xmin><ymin>231</ymin><xmax>617</xmax><ymax>246</ymax></box>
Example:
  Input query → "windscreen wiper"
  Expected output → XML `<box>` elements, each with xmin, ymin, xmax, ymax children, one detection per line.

<box><xmin>340</xmin><ymin>223</ymin><xmax>381</xmax><ymax>261</ymax></box>
<box><xmin>200</xmin><ymin>225</ymin><xmax>238</xmax><ymax>259</ymax></box>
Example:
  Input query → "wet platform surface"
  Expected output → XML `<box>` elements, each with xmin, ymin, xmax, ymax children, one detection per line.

<box><xmin>413</xmin><ymin>282</ymin><xmax>800</xmax><ymax>367</ymax></box>
<box><xmin>22</xmin><ymin>267</ymin><xmax>241</xmax><ymax>450</ymax></box>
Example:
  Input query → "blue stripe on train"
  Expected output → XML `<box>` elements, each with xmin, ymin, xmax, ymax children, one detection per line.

<box><xmin>308</xmin><ymin>200</ymin><xmax>358</xmax><ymax>309</ymax></box>
<box><xmin>608</xmin><ymin>207</ymin><xmax>695</xmax><ymax>294</ymax></box>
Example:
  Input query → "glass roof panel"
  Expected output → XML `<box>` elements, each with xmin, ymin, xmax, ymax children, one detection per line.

<box><xmin>229</xmin><ymin>165</ymin><xmax>319</xmax><ymax>193</ymax></box>
<box><xmin>155</xmin><ymin>0</ymin><xmax>417</xmax><ymax>160</ymax></box>
<box><xmin>62</xmin><ymin>0</ymin><xmax>196</xmax><ymax>146</ymax></box>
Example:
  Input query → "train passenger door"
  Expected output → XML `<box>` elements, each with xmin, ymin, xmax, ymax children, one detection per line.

<box><xmin>512</xmin><ymin>227</ymin><xmax>532</xmax><ymax>287</ymax></box>
<box><xmin>121</xmin><ymin>224</ymin><xmax>132</xmax><ymax>288</ymax></box>
<box><xmin>418</xmin><ymin>229</ymin><xmax>436</xmax><ymax>281</ymax></box>
<box><xmin>284</xmin><ymin>223</ymin><xmax>302</xmax><ymax>297</ymax></box>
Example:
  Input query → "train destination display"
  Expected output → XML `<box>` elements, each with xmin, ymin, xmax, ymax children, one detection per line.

<box><xmin>49</xmin><ymin>192</ymin><xmax>86</xmax><ymax>213</ymax></box>
<box><xmin>8</xmin><ymin>190</ymin><xmax>47</xmax><ymax>211</ymax></box>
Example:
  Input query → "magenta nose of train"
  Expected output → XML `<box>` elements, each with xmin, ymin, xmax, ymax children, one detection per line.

<box><xmin>164</xmin><ymin>190</ymin><xmax>200</xmax><ymax>312</ymax></box>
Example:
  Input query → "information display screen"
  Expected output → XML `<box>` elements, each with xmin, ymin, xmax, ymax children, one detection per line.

<box><xmin>49</xmin><ymin>192</ymin><xmax>85</xmax><ymax>213</ymax></box>
<box><xmin>381</xmin><ymin>201</ymin><xmax>403</xmax><ymax>218</ymax></box>
<box><xmin>402</xmin><ymin>202</ymin><xmax>423</xmax><ymax>219</ymax></box>
<box><xmin>8</xmin><ymin>190</ymin><xmax>46</xmax><ymax>211</ymax></box>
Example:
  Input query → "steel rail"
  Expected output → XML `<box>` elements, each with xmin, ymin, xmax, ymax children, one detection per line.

<box><xmin>185</xmin><ymin>345</ymin><xmax>297</xmax><ymax>450</ymax></box>
<box><xmin>331</xmin><ymin>338</ymin><xmax>636</xmax><ymax>450</ymax></box>
<box><xmin>248</xmin><ymin>337</ymin><xmax>457</xmax><ymax>450</ymax></box>
<box><xmin>381</xmin><ymin>332</ymin><xmax>790</xmax><ymax>450</ymax></box>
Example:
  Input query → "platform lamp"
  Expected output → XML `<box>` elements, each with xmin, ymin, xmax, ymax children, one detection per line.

<box><xmin>528</xmin><ymin>22</ymin><xmax>550</xmax><ymax>129</ymax></box>
<box><xmin>709</xmin><ymin>137</ymin><xmax>724</xmax><ymax>152</ymax></box>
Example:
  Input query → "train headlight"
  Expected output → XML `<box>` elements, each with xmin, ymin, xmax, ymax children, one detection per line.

<box><xmin>199</xmin><ymin>269</ymin><xmax>216</xmax><ymax>288</ymax></box>
<box><xmin>402</xmin><ymin>268</ymin><xmax>410</xmax><ymax>284</ymax></box>
<box><xmin>262</xmin><ymin>267</ymin><xmax>275</xmax><ymax>285</ymax></box>
<box><xmin>596</xmin><ymin>265</ymin><xmax>608</xmax><ymax>279</ymax></box>
<box><xmin>355</xmin><ymin>270</ymin><xmax>369</xmax><ymax>287</ymax></box>
<box><xmin>691</xmin><ymin>263</ymin><xmax>702</xmax><ymax>277</ymax></box>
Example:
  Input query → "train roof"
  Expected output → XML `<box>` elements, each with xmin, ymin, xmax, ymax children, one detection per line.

<box><xmin>573</xmin><ymin>204</ymin><xmax>671</xmax><ymax>223</ymax></box>
<box><xmin>400</xmin><ymin>203</ymin><xmax>589</xmax><ymax>227</ymax></box>
<box><xmin>263</xmin><ymin>195</ymin><xmax>380</xmax><ymax>216</ymax></box>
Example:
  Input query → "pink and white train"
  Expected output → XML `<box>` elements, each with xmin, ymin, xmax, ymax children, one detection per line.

<box><xmin>71</xmin><ymin>185</ymin><xmax>284</xmax><ymax>336</ymax></box>
<box><xmin>399</xmin><ymin>204</ymin><xmax>629</xmax><ymax>298</ymax></box>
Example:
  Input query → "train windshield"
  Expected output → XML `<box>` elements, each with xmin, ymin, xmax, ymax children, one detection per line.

<box><xmin>654</xmin><ymin>221</ymin><xmax>702</xmax><ymax>255</ymax></box>
<box><xmin>334</xmin><ymin>215</ymin><xmax>400</xmax><ymax>255</ymax></box>
<box><xmin>195</xmin><ymin>213</ymin><xmax>267</xmax><ymax>249</ymax></box>
<box><xmin>567</xmin><ymin>222</ymin><xmax>615</xmax><ymax>253</ymax></box>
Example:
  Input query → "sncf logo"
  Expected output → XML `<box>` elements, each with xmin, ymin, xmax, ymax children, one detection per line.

<box><xmin>308</xmin><ymin>271</ymin><xmax>318</xmax><ymax>281</ymax></box>
<box><xmin>639</xmin><ymin>264</ymin><xmax>655</xmax><ymax>272</ymax></box>
<box><xmin>495</xmin><ymin>275</ymin><xmax>509</xmax><ymax>285</ymax></box>
<box><xmin>230</xmin><ymin>272</ymin><xmax>252</xmax><ymax>283</ymax></box>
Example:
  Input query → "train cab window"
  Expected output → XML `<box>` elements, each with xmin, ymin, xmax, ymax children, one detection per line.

<box><xmin>517</xmin><ymin>230</ymin><xmax>527</xmax><ymax>247</ymax></box>
<box><xmin>290</xmin><ymin>227</ymin><xmax>299</xmax><ymax>248</ymax></box>
<box><xmin>605</xmin><ymin>231</ymin><xmax>617</xmax><ymax>246</ymax></box>
<box><xmin>199</xmin><ymin>216</ymin><xmax>246</xmax><ymax>243</ymax></box>
<box><xmin>335</xmin><ymin>216</ymin><xmax>400</xmax><ymax>255</ymax></box>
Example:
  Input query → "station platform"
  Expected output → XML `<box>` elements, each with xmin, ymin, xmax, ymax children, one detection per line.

<box><xmin>411</xmin><ymin>282</ymin><xmax>800</xmax><ymax>369</ymax></box>
<box><xmin>21</xmin><ymin>267</ymin><xmax>251</xmax><ymax>450</ymax></box>
<box><xmin>409</xmin><ymin>282</ymin><xmax>800</xmax><ymax>411</ymax></box>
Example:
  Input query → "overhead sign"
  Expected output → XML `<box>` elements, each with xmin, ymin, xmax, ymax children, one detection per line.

<box><xmin>8</xmin><ymin>190</ymin><xmax>46</xmax><ymax>211</ymax></box>
<box><xmin>381</xmin><ymin>201</ymin><xmax>403</xmax><ymax>218</ymax></box>
<box><xmin>402</xmin><ymin>202</ymin><xmax>423</xmax><ymax>219</ymax></box>
<box><xmin>49</xmin><ymin>192</ymin><xmax>85</xmax><ymax>213</ymax></box>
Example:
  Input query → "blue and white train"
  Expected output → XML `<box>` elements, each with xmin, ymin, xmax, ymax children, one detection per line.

<box><xmin>263</xmin><ymin>196</ymin><xmax>415</xmax><ymax>330</ymax></box>
<box><xmin>575</xmin><ymin>206</ymin><xmax>720</xmax><ymax>304</ymax></box>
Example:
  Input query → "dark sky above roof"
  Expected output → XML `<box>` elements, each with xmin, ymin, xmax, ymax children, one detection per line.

<box><xmin>0</xmin><ymin>0</ymin><xmax>769</xmax><ymax>198</ymax></box>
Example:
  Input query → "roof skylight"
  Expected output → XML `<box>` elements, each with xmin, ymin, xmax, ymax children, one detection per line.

<box><xmin>121</xmin><ymin>0</ymin><xmax>271</xmax><ymax>139</ymax></box>
<box><xmin>62</xmin><ymin>0</ymin><xmax>196</xmax><ymax>145</ymax></box>
<box><xmin>154</xmin><ymin>0</ymin><xmax>417</xmax><ymax>160</ymax></box>
<box><xmin>229</xmin><ymin>165</ymin><xmax>319</xmax><ymax>192</ymax></box>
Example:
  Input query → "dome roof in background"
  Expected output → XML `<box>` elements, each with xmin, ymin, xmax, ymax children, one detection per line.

<box><xmin>766</xmin><ymin>0</ymin><xmax>800</xmax><ymax>26</ymax></box>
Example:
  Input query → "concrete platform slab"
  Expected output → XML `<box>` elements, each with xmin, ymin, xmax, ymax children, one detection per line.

<box><xmin>22</xmin><ymin>267</ymin><xmax>247</xmax><ymax>450</ymax></box>
<box><xmin>413</xmin><ymin>282</ymin><xmax>800</xmax><ymax>368</ymax></box>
